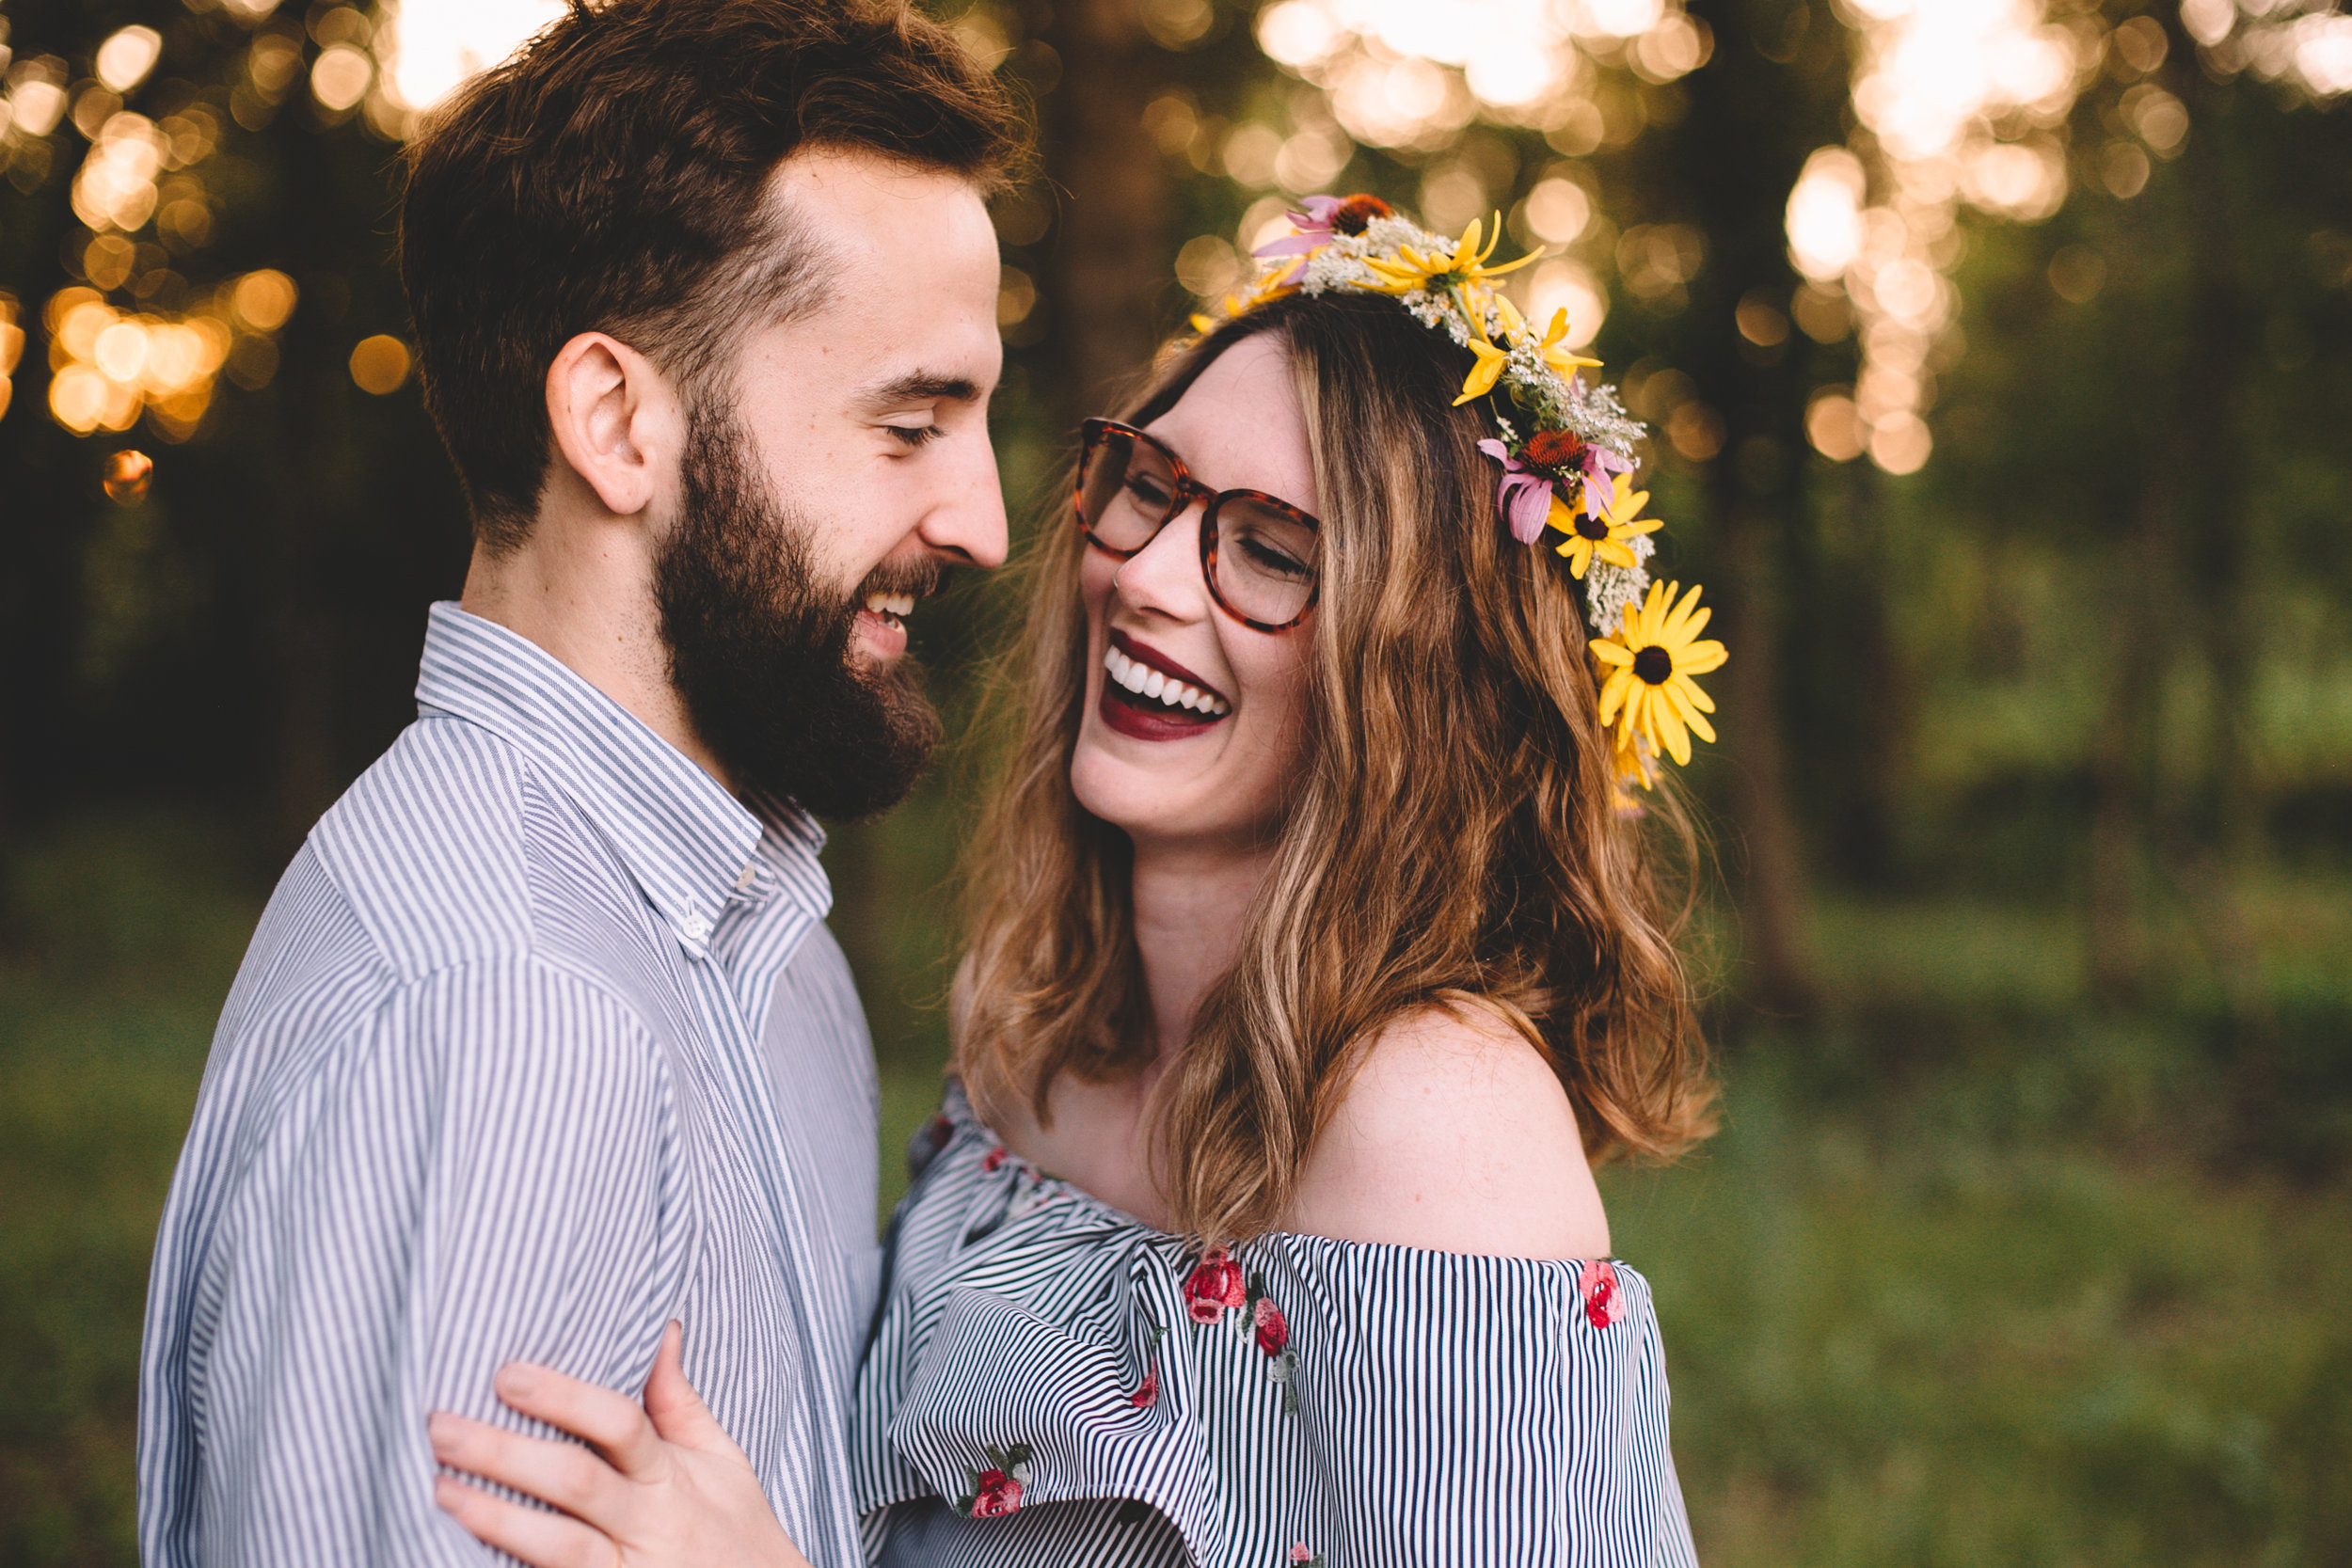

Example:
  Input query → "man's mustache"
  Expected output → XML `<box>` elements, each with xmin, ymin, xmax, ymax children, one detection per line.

<box><xmin>851</xmin><ymin>558</ymin><xmax>951</xmax><ymax>608</ymax></box>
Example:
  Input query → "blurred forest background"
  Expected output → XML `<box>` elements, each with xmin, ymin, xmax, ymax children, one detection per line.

<box><xmin>3</xmin><ymin>0</ymin><xmax>2350</xmax><ymax>1560</ymax></box>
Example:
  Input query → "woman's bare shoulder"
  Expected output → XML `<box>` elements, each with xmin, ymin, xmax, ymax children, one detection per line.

<box><xmin>1281</xmin><ymin>1002</ymin><xmax>1610</xmax><ymax>1260</ymax></box>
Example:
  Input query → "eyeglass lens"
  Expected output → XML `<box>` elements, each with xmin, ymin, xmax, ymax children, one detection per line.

<box><xmin>1078</xmin><ymin>425</ymin><xmax>1318</xmax><ymax>628</ymax></box>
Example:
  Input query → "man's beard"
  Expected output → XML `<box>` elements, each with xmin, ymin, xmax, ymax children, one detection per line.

<box><xmin>653</xmin><ymin>397</ymin><xmax>941</xmax><ymax>820</ymax></box>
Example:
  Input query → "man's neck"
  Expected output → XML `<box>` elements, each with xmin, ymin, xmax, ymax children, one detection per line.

<box><xmin>457</xmin><ymin>501</ymin><xmax>736</xmax><ymax>795</ymax></box>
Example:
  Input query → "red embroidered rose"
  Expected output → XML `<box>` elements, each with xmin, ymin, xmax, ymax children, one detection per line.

<box><xmin>969</xmin><ymin>1468</ymin><xmax>1023</xmax><ymax>1517</ymax></box>
<box><xmin>1578</xmin><ymin>1259</ymin><xmax>1625</xmax><ymax>1329</ymax></box>
<box><xmin>982</xmin><ymin>1146</ymin><xmax>1008</xmax><ymax>1173</ymax></box>
<box><xmin>1252</xmin><ymin>1294</ymin><xmax>1290</xmax><ymax>1358</ymax></box>
<box><xmin>960</xmin><ymin>1443</ymin><xmax>1033</xmax><ymax>1518</ymax></box>
<box><xmin>1129</xmin><ymin>1364</ymin><xmax>1159</xmax><ymax>1408</ymax></box>
<box><xmin>1289</xmin><ymin>1544</ymin><xmax>1325</xmax><ymax>1565</ymax></box>
<box><xmin>1183</xmin><ymin>1247</ymin><xmax>1246</xmax><ymax>1324</ymax></box>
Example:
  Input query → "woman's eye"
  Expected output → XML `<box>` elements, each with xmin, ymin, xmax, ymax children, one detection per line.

<box><xmin>1236</xmin><ymin>535</ymin><xmax>1311</xmax><ymax>578</ymax></box>
<box><xmin>1125</xmin><ymin>474</ymin><xmax>1173</xmax><ymax>509</ymax></box>
<box><xmin>885</xmin><ymin>424</ymin><xmax>944</xmax><ymax>449</ymax></box>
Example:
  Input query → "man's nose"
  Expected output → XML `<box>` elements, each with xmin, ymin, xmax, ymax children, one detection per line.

<box><xmin>919</xmin><ymin>438</ymin><xmax>1009</xmax><ymax>569</ymax></box>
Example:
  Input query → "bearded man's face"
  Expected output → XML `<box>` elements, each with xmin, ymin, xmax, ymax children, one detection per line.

<box><xmin>653</xmin><ymin>394</ymin><xmax>942</xmax><ymax>820</ymax></box>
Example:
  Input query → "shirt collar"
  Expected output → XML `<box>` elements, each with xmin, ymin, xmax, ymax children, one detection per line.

<box><xmin>415</xmin><ymin>601</ymin><xmax>830</xmax><ymax>948</ymax></box>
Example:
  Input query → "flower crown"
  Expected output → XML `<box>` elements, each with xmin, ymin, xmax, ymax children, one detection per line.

<box><xmin>1189</xmin><ymin>194</ymin><xmax>1725</xmax><ymax>801</ymax></box>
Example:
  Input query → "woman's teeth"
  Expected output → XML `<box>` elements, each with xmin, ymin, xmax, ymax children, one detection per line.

<box><xmin>864</xmin><ymin>592</ymin><xmax>916</xmax><ymax>628</ymax></box>
<box><xmin>1104</xmin><ymin>645</ymin><xmax>1229</xmax><ymax>716</ymax></box>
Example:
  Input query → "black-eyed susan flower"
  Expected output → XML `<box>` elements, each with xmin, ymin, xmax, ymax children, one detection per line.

<box><xmin>1553</xmin><ymin>472</ymin><xmax>1663</xmax><ymax>579</ymax></box>
<box><xmin>1362</xmin><ymin>214</ymin><xmax>1540</xmax><ymax>299</ymax></box>
<box><xmin>1591</xmin><ymin>580</ymin><xmax>1726</xmax><ymax>767</ymax></box>
<box><xmin>1454</xmin><ymin>336</ymin><xmax>1511</xmax><ymax>404</ymax></box>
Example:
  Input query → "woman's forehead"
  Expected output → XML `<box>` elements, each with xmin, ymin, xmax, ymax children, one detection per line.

<box><xmin>1145</xmin><ymin>336</ymin><xmax>1320</xmax><ymax>514</ymax></box>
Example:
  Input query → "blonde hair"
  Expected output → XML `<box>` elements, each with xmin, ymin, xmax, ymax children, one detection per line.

<box><xmin>956</xmin><ymin>293</ymin><xmax>1713</xmax><ymax>1243</ymax></box>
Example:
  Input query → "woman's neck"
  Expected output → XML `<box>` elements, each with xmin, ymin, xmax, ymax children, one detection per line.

<box><xmin>1127</xmin><ymin>836</ymin><xmax>1276</xmax><ymax>1070</ymax></box>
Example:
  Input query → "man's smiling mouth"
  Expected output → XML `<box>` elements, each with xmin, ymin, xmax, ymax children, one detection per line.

<box><xmin>861</xmin><ymin>591</ymin><xmax>917</xmax><ymax>633</ymax></box>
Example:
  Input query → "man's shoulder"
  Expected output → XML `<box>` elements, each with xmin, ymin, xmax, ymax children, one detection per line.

<box><xmin>304</xmin><ymin>713</ymin><xmax>546</xmax><ymax>981</ymax></box>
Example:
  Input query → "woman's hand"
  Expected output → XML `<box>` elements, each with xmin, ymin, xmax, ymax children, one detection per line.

<box><xmin>430</xmin><ymin>1321</ymin><xmax>812</xmax><ymax>1568</ymax></box>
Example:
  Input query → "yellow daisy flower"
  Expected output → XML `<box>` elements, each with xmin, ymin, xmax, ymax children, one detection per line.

<box><xmin>1554</xmin><ymin>473</ymin><xmax>1664</xmax><ymax>578</ymax></box>
<box><xmin>1532</xmin><ymin>306</ymin><xmax>1601</xmax><ymax>381</ymax></box>
<box><xmin>1454</xmin><ymin>337</ymin><xmax>1511</xmax><ymax>405</ymax></box>
<box><xmin>1590</xmin><ymin>580</ymin><xmax>1727</xmax><ymax>767</ymax></box>
<box><xmin>1362</xmin><ymin>215</ymin><xmax>1541</xmax><ymax>299</ymax></box>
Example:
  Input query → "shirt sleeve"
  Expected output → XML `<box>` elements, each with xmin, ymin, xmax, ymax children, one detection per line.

<box><xmin>184</xmin><ymin>957</ymin><xmax>686</xmax><ymax>1567</ymax></box>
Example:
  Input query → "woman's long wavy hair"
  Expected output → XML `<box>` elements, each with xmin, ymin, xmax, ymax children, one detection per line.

<box><xmin>955</xmin><ymin>290</ymin><xmax>1714</xmax><ymax>1244</ymax></box>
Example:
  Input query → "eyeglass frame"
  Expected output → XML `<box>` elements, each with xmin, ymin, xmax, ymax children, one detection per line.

<box><xmin>1073</xmin><ymin>417</ymin><xmax>1323</xmax><ymax>634</ymax></box>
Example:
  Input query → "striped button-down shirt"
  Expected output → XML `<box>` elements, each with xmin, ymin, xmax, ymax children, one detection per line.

<box><xmin>138</xmin><ymin>601</ymin><xmax>880</xmax><ymax>1568</ymax></box>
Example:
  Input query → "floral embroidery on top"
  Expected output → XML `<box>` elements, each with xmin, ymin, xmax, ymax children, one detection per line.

<box><xmin>1130</xmin><ymin>1321</ymin><xmax>1166</xmax><ymax>1409</ymax></box>
<box><xmin>1289</xmin><ymin>1544</ymin><xmax>1326</xmax><ymax>1565</ymax></box>
<box><xmin>1578</xmin><ymin>1259</ymin><xmax>1626</xmax><ymax>1329</ymax></box>
<box><xmin>982</xmin><ymin>1146</ymin><xmax>1009</xmax><ymax>1173</ymax></box>
<box><xmin>956</xmin><ymin>1443</ymin><xmax>1033</xmax><ymax>1518</ymax></box>
<box><xmin>1247</xmin><ymin>1275</ymin><xmax>1301</xmax><ymax>1413</ymax></box>
<box><xmin>1183</xmin><ymin>1246</ymin><xmax>1246</xmax><ymax>1323</ymax></box>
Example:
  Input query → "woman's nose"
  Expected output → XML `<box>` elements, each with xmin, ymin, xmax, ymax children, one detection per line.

<box><xmin>1112</xmin><ymin>501</ymin><xmax>1210</xmax><ymax>619</ymax></box>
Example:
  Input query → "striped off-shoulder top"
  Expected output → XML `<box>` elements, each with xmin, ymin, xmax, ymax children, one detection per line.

<box><xmin>853</xmin><ymin>1085</ymin><xmax>1700</xmax><ymax>1568</ymax></box>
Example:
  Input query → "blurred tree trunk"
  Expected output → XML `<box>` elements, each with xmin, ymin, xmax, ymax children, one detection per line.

<box><xmin>260</xmin><ymin>117</ymin><xmax>349</xmax><ymax>865</ymax></box>
<box><xmin>2089</xmin><ymin>53</ymin><xmax>2265</xmax><ymax>1021</ymax></box>
<box><xmin>1041</xmin><ymin>0</ymin><xmax>1174</xmax><ymax>427</ymax></box>
<box><xmin>1673</xmin><ymin>0</ymin><xmax>1836</xmax><ymax>1014</ymax></box>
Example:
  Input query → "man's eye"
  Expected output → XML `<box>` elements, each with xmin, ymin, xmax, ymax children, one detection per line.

<box><xmin>885</xmin><ymin>424</ymin><xmax>944</xmax><ymax>449</ymax></box>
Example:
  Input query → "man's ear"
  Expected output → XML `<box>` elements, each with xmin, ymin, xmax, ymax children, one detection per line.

<box><xmin>544</xmin><ymin>332</ymin><xmax>680</xmax><ymax>519</ymax></box>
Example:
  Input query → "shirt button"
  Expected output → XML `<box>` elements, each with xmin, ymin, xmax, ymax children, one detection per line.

<box><xmin>680</xmin><ymin>911</ymin><xmax>711</xmax><ymax>942</ymax></box>
<box><xmin>735</xmin><ymin>863</ymin><xmax>758</xmax><ymax>894</ymax></box>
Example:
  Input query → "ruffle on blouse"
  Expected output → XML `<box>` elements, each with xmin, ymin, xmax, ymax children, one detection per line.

<box><xmin>854</xmin><ymin>1088</ymin><xmax>1699</xmax><ymax>1568</ymax></box>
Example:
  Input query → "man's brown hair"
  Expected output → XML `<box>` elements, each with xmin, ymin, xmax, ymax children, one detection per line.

<box><xmin>400</xmin><ymin>0</ymin><xmax>1024</xmax><ymax>550</ymax></box>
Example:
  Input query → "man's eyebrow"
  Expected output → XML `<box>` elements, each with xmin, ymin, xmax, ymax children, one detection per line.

<box><xmin>858</xmin><ymin>371</ymin><xmax>984</xmax><ymax>407</ymax></box>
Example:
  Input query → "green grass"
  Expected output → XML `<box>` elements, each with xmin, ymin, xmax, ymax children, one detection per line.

<box><xmin>3</xmin><ymin>811</ymin><xmax>2347</xmax><ymax>1564</ymax></box>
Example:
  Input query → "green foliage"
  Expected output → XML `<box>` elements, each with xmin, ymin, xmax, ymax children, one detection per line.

<box><xmin>0</xmin><ymin>816</ymin><xmax>249</xmax><ymax>1568</ymax></box>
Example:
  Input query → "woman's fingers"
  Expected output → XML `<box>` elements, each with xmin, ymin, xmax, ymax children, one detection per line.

<box><xmin>493</xmin><ymin>1360</ymin><xmax>671</xmax><ymax>1481</ymax></box>
<box><xmin>641</xmin><ymin>1322</ymin><xmax>740</xmax><ymax>1460</ymax></box>
<box><xmin>434</xmin><ymin>1474</ymin><xmax>619</xmax><ymax>1568</ymax></box>
<box><xmin>429</xmin><ymin>1411</ymin><xmax>631</xmax><ymax>1527</ymax></box>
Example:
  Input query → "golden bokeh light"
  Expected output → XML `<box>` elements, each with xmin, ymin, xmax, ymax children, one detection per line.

<box><xmin>8</xmin><ymin>75</ymin><xmax>71</xmax><ymax>140</ymax></box>
<box><xmin>103</xmin><ymin>449</ymin><xmax>155</xmax><ymax>504</ymax></box>
<box><xmin>348</xmin><ymin>334</ymin><xmax>413</xmax><ymax>394</ymax></box>
<box><xmin>374</xmin><ymin>0</ymin><xmax>568</xmax><ymax>116</ymax></box>
<box><xmin>39</xmin><ymin>280</ymin><xmax>249</xmax><ymax>442</ymax></box>
<box><xmin>71</xmin><ymin>113</ymin><xmax>169</xmax><ymax>233</ymax></box>
<box><xmin>95</xmin><ymin>26</ymin><xmax>165</xmax><ymax>94</ymax></box>
<box><xmin>311</xmin><ymin>44</ymin><xmax>375</xmax><ymax>113</ymax></box>
<box><xmin>231</xmin><ymin>270</ymin><xmax>299</xmax><ymax>332</ymax></box>
<box><xmin>51</xmin><ymin>365</ymin><xmax>113</xmax><ymax>435</ymax></box>
<box><xmin>0</xmin><ymin>293</ymin><xmax>18</xmax><ymax>425</ymax></box>
<box><xmin>995</xmin><ymin>269</ymin><xmax>1038</xmax><ymax>330</ymax></box>
<box><xmin>1805</xmin><ymin>391</ymin><xmax>1867</xmax><ymax>462</ymax></box>
<box><xmin>1522</xmin><ymin>177</ymin><xmax>1593</xmax><ymax>245</ymax></box>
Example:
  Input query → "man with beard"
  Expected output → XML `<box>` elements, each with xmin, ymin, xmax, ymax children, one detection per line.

<box><xmin>135</xmin><ymin>5</ymin><xmax>1019</xmax><ymax>1565</ymax></box>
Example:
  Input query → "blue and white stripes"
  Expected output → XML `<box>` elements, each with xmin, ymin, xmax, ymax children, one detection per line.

<box><xmin>139</xmin><ymin>601</ymin><xmax>878</xmax><ymax>1568</ymax></box>
<box><xmin>857</xmin><ymin>1089</ymin><xmax>1700</xmax><ymax>1567</ymax></box>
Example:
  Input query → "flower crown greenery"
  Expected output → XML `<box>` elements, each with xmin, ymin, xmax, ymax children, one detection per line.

<box><xmin>1189</xmin><ymin>193</ymin><xmax>1726</xmax><ymax>801</ymax></box>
